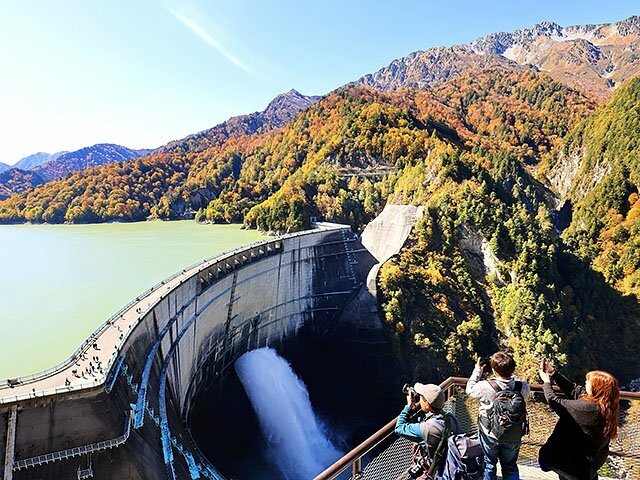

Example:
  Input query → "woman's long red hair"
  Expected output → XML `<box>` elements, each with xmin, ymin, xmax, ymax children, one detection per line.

<box><xmin>584</xmin><ymin>370</ymin><xmax>620</xmax><ymax>439</ymax></box>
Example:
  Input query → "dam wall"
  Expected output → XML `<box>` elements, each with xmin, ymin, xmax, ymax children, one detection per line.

<box><xmin>0</xmin><ymin>224</ymin><xmax>375</xmax><ymax>480</ymax></box>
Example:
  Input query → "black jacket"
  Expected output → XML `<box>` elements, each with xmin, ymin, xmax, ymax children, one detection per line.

<box><xmin>539</xmin><ymin>372</ymin><xmax>609</xmax><ymax>480</ymax></box>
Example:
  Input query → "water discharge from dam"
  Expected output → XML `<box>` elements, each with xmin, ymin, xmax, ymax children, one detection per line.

<box><xmin>235</xmin><ymin>348</ymin><xmax>343</xmax><ymax>480</ymax></box>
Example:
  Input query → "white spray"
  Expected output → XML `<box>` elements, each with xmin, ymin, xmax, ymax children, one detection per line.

<box><xmin>235</xmin><ymin>348</ymin><xmax>342</xmax><ymax>480</ymax></box>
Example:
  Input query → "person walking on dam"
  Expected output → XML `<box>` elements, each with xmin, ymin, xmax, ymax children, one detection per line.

<box><xmin>466</xmin><ymin>351</ymin><xmax>530</xmax><ymax>480</ymax></box>
<box><xmin>395</xmin><ymin>382</ymin><xmax>461</xmax><ymax>479</ymax></box>
<box><xmin>538</xmin><ymin>360</ymin><xmax>620</xmax><ymax>480</ymax></box>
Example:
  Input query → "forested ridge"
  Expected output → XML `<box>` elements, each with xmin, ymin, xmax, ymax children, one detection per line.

<box><xmin>1</xmin><ymin>69</ymin><xmax>639</xmax><ymax>382</ymax></box>
<box><xmin>558</xmin><ymin>77</ymin><xmax>640</xmax><ymax>299</ymax></box>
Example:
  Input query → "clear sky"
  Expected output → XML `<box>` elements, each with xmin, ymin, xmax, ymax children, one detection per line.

<box><xmin>1</xmin><ymin>0</ymin><xmax>638</xmax><ymax>164</ymax></box>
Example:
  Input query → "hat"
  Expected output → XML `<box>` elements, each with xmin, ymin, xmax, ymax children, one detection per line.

<box><xmin>414</xmin><ymin>383</ymin><xmax>445</xmax><ymax>410</ymax></box>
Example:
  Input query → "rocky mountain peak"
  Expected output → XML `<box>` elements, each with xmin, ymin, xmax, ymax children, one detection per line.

<box><xmin>157</xmin><ymin>89</ymin><xmax>322</xmax><ymax>155</ymax></box>
<box><xmin>356</xmin><ymin>15</ymin><xmax>640</xmax><ymax>99</ymax></box>
<box><xmin>263</xmin><ymin>89</ymin><xmax>321</xmax><ymax>119</ymax></box>
<box><xmin>613</xmin><ymin>15</ymin><xmax>640</xmax><ymax>35</ymax></box>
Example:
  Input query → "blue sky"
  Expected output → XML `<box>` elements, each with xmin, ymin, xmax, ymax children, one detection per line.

<box><xmin>1</xmin><ymin>0</ymin><xmax>638</xmax><ymax>164</ymax></box>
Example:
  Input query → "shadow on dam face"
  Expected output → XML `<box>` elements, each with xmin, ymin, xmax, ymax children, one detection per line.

<box><xmin>188</xmin><ymin>319</ymin><xmax>402</xmax><ymax>479</ymax></box>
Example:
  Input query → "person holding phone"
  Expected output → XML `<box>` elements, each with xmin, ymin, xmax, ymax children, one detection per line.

<box><xmin>538</xmin><ymin>359</ymin><xmax>620</xmax><ymax>480</ymax></box>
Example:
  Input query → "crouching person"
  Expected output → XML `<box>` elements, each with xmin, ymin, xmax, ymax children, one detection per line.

<box><xmin>467</xmin><ymin>352</ymin><xmax>530</xmax><ymax>480</ymax></box>
<box><xmin>396</xmin><ymin>383</ymin><xmax>461</xmax><ymax>479</ymax></box>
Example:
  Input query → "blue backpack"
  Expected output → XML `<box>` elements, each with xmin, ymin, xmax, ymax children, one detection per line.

<box><xmin>440</xmin><ymin>434</ymin><xmax>485</xmax><ymax>480</ymax></box>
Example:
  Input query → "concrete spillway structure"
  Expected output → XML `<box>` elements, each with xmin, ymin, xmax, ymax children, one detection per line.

<box><xmin>0</xmin><ymin>212</ymin><xmax>420</xmax><ymax>480</ymax></box>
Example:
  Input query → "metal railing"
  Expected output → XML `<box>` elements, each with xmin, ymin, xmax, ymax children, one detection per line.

<box><xmin>0</xmin><ymin>224</ymin><xmax>350</xmax><ymax>403</ymax></box>
<box><xmin>13</xmin><ymin>411</ymin><xmax>132</xmax><ymax>471</ymax></box>
<box><xmin>314</xmin><ymin>377</ymin><xmax>640</xmax><ymax>480</ymax></box>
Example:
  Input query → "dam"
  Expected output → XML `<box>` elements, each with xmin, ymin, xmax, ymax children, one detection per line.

<box><xmin>1</xmin><ymin>207</ymin><xmax>639</xmax><ymax>480</ymax></box>
<box><xmin>0</xmin><ymin>206</ymin><xmax>422</xmax><ymax>480</ymax></box>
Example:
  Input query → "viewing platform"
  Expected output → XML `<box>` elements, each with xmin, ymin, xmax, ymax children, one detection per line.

<box><xmin>315</xmin><ymin>377</ymin><xmax>640</xmax><ymax>480</ymax></box>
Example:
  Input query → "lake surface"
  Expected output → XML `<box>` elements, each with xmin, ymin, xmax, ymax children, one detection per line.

<box><xmin>0</xmin><ymin>221</ymin><xmax>265</xmax><ymax>379</ymax></box>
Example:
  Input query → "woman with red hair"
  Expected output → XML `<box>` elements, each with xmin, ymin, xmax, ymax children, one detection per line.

<box><xmin>538</xmin><ymin>360</ymin><xmax>620</xmax><ymax>480</ymax></box>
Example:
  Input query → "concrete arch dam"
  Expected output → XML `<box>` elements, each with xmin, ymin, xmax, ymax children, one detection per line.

<box><xmin>0</xmin><ymin>208</ymin><xmax>421</xmax><ymax>480</ymax></box>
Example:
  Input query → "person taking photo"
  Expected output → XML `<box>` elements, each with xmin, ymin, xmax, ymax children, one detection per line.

<box><xmin>395</xmin><ymin>383</ymin><xmax>461</xmax><ymax>479</ymax></box>
<box><xmin>466</xmin><ymin>351</ymin><xmax>530</xmax><ymax>480</ymax></box>
<box><xmin>538</xmin><ymin>359</ymin><xmax>620</xmax><ymax>480</ymax></box>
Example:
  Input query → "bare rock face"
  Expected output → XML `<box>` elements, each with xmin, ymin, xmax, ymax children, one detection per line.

<box><xmin>354</xmin><ymin>16</ymin><xmax>640</xmax><ymax>99</ymax></box>
<box><xmin>355</xmin><ymin>46</ymin><xmax>528</xmax><ymax>92</ymax></box>
<box><xmin>546</xmin><ymin>151</ymin><xmax>584</xmax><ymax>201</ymax></box>
<box><xmin>458</xmin><ymin>223</ymin><xmax>504</xmax><ymax>284</ymax></box>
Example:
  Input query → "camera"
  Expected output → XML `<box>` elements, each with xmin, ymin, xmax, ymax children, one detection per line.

<box><xmin>402</xmin><ymin>383</ymin><xmax>421</xmax><ymax>405</ymax></box>
<box><xmin>479</xmin><ymin>356</ymin><xmax>491</xmax><ymax>374</ymax></box>
<box><xmin>407</xmin><ymin>456</ymin><xmax>426</xmax><ymax>478</ymax></box>
<box><xmin>540</xmin><ymin>357</ymin><xmax>556</xmax><ymax>375</ymax></box>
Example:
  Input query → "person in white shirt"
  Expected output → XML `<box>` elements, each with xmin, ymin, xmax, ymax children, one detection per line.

<box><xmin>466</xmin><ymin>351</ymin><xmax>530</xmax><ymax>480</ymax></box>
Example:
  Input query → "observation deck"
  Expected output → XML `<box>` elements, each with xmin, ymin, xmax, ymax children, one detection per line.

<box><xmin>315</xmin><ymin>377</ymin><xmax>640</xmax><ymax>480</ymax></box>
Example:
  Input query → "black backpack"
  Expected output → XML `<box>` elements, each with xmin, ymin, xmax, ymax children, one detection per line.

<box><xmin>487</xmin><ymin>380</ymin><xmax>529</xmax><ymax>442</ymax></box>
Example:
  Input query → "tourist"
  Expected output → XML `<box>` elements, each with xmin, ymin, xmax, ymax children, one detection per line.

<box><xmin>538</xmin><ymin>360</ymin><xmax>619</xmax><ymax>480</ymax></box>
<box><xmin>395</xmin><ymin>382</ymin><xmax>461</xmax><ymax>478</ymax></box>
<box><xmin>466</xmin><ymin>352</ymin><xmax>530</xmax><ymax>480</ymax></box>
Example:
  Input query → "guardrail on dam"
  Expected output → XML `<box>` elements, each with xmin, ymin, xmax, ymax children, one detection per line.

<box><xmin>0</xmin><ymin>223</ymin><xmax>379</xmax><ymax>480</ymax></box>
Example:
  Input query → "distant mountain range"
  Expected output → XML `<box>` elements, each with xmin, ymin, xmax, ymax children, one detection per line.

<box><xmin>355</xmin><ymin>15</ymin><xmax>640</xmax><ymax>99</ymax></box>
<box><xmin>0</xmin><ymin>144</ymin><xmax>151</xmax><ymax>199</ymax></box>
<box><xmin>13</xmin><ymin>151</ymin><xmax>68</xmax><ymax>170</ymax></box>
<box><xmin>0</xmin><ymin>169</ymin><xmax>47</xmax><ymax>199</ymax></box>
<box><xmin>32</xmin><ymin>144</ymin><xmax>152</xmax><ymax>183</ymax></box>
<box><xmin>0</xmin><ymin>162</ymin><xmax>10</xmax><ymax>174</ymax></box>
<box><xmin>0</xmin><ymin>89</ymin><xmax>319</xmax><ymax>202</ymax></box>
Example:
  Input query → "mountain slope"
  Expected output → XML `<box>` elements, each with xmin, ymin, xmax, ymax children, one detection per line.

<box><xmin>355</xmin><ymin>16</ymin><xmax>640</xmax><ymax>99</ymax></box>
<box><xmin>33</xmin><ymin>144</ymin><xmax>151</xmax><ymax>182</ymax></box>
<box><xmin>0</xmin><ymin>169</ymin><xmax>46</xmax><ymax>200</ymax></box>
<box><xmin>0</xmin><ymin>89</ymin><xmax>321</xmax><ymax>217</ymax></box>
<box><xmin>13</xmin><ymin>151</ymin><xmax>68</xmax><ymax>170</ymax></box>
<box><xmin>158</xmin><ymin>89</ymin><xmax>321</xmax><ymax>155</ymax></box>
<box><xmin>0</xmin><ymin>144</ymin><xmax>151</xmax><ymax>200</ymax></box>
<box><xmin>554</xmin><ymin>76</ymin><xmax>640</xmax><ymax>297</ymax></box>
<box><xmin>355</xmin><ymin>45</ymin><xmax>529</xmax><ymax>91</ymax></box>
<box><xmin>0</xmin><ymin>88</ymin><xmax>317</xmax><ymax>199</ymax></box>
<box><xmin>0</xmin><ymin>162</ymin><xmax>10</xmax><ymax>174</ymax></box>
<box><xmin>0</xmin><ymin>68</ymin><xmax>637</xmax><ymax>382</ymax></box>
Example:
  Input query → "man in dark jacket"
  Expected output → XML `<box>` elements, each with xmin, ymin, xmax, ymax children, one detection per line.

<box><xmin>395</xmin><ymin>383</ymin><xmax>461</xmax><ymax>478</ymax></box>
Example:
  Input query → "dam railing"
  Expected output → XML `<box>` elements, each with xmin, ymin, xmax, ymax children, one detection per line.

<box><xmin>314</xmin><ymin>377</ymin><xmax>640</xmax><ymax>480</ymax></box>
<box><xmin>13</xmin><ymin>411</ymin><xmax>132</xmax><ymax>471</ymax></box>
<box><xmin>0</xmin><ymin>224</ymin><xmax>351</xmax><ymax>404</ymax></box>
